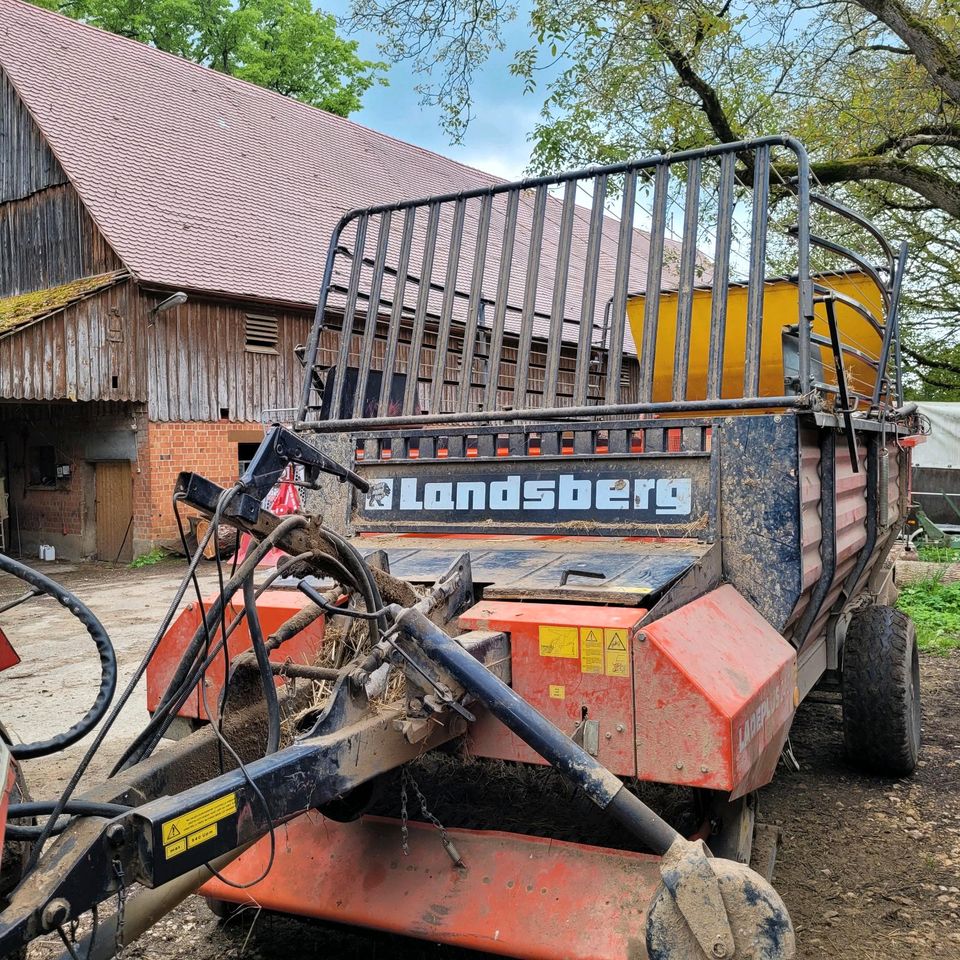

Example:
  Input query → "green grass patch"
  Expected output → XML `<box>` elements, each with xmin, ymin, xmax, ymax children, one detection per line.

<box><xmin>129</xmin><ymin>547</ymin><xmax>169</xmax><ymax>569</ymax></box>
<box><xmin>916</xmin><ymin>542</ymin><xmax>960</xmax><ymax>564</ymax></box>
<box><xmin>897</xmin><ymin>576</ymin><xmax>960</xmax><ymax>654</ymax></box>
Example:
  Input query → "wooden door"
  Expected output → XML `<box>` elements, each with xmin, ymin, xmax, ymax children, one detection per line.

<box><xmin>95</xmin><ymin>461</ymin><xmax>133</xmax><ymax>562</ymax></box>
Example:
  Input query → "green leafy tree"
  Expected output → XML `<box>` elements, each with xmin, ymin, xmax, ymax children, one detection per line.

<box><xmin>33</xmin><ymin>0</ymin><xmax>386</xmax><ymax>116</ymax></box>
<box><xmin>348</xmin><ymin>0</ymin><xmax>960</xmax><ymax>397</ymax></box>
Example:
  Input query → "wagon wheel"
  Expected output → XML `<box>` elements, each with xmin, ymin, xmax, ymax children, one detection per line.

<box><xmin>841</xmin><ymin>604</ymin><xmax>921</xmax><ymax>776</ymax></box>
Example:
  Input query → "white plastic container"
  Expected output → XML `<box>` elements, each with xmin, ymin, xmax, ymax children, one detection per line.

<box><xmin>39</xmin><ymin>544</ymin><xmax>56</xmax><ymax>561</ymax></box>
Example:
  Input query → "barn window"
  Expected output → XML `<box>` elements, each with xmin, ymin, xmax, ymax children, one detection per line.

<box><xmin>28</xmin><ymin>446</ymin><xmax>57</xmax><ymax>488</ymax></box>
<box><xmin>245</xmin><ymin>314</ymin><xmax>279</xmax><ymax>355</ymax></box>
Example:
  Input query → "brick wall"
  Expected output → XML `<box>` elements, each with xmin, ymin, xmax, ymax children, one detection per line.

<box><xmin>136</xmin><ymin>420</ymin><xmax>264</xmax><ymax>549</ymax></box>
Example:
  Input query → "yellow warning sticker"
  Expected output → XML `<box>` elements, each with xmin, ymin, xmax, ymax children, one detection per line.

<box><xmin>161</xmin><ymin>792</ymin><xmax>237</xmax><ymax>846</ymax></box>
<box><xmin>538</xmin><ymin>625</ymin><xmax>579</xmax><ymax>659</ymax></box>
<box><xmin>164</xmin><ymin>838</ymin><xmax>187</xmax><ymax>860</ymax></box>
<box><xmin>604</xmin><ymin>628</ymin><xmax>630</xmax><ymax>678</ymax></box>
<box><xmin>548</xmin><ymin>684</ymin><xmax>565</xmax><ymax>700</ymax></box>
<box><xmin>579</xmin><ymin>627</ymin><xmax>604</xmax><ymax>675</ymax></box>
<box><xmin>187</xmin><ymin>823</ymin><xmax>218</xmax><ymax>849</ymax></box>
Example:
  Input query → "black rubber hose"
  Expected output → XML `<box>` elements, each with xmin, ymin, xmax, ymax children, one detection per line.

<box><xmin>0</xmin><ymin>555</ymin><xmax>116</xmax><ymax>760</ymax></box>
<box><xmin>323</xmin><ymin>529</ymin><xmax>385</xmax><ymax>637</ymax></box>
<box><xmin>242</xmin><ymin>574</ymin><xmax>280</xmax><ymax>754</ymax></box>
<box><xmin>137</xmin><ymin>518</ymin><xmax>307</xmax><ymax>734</ymax></box>
<box><xmin>114</xmin><ymin>517</ymin><xmax>309</xmax><ymax>770</ymax></box>
<box><xmin>4</xmin><ymin>801</ymin><xmax>131</xmax><ymax>841</ymax></box>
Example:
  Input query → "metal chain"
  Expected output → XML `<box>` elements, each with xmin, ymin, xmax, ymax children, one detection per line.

<box><xmin>112</xmin><ymin>859</ymin><xmax>127</xmax><ymax>959</ymax></box>
<box><xmin>399</xmin><ymin>765</ymin><xmax>464</xmax><ymax>868</ymax></box>
<box><xmin>400</xmin><ymin>767</ymin><xmax>410</xmax><ymax>856</ymax></box>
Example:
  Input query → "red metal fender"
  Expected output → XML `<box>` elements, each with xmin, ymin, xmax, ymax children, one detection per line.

<box><xmin>202</xmin><ymin>814</ymin><xmax>663</xmax><ymax>960</ymax></box>
<box><xmin>633</xmin><ymin>585</ymin><xmax>798</xmax><ymax>797</ymax></box>
<box><xmin>459</xmin><ymin>586</ymin><xmax>797</xmax><ymax>797</ymax></box>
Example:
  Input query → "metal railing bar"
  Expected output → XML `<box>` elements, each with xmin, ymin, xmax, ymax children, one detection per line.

<box><xmin>638</xmin><ymin>163</ymin><xmax>670</xmax><ymax>402</ymax></box>
<box><xmin>328</xmin><ymin>214</ymin><xmax>368</xmax><ymax>420</ymax></box>
<box><xmin>543</xmin><ymin>180</ymin><xmax>578</xmax><ymax>407</ymax></box>
<box><xmin>379</xmin><ymin>206</ymin><xmax>416</xmax><ymax>415</ymax></box>
<box><xmin>673</xmin><ymin>158</ymin><xmax>701</xmax><ymax>401</ymax></box>
<box><xmin>574</xmin><ymin>174</ymin><xmax>608</xmax><ymax>405</ymax></box>
<box><xmin>603</xmin><ymin>170</ymin><xmax>637</xmax><ymax>404</ymax></box>
<box><xmin>484</xmin><ymin>189</ymin><xmax>520</xmax><ymax>411</ymax></box>
<box><xmin>429</xmin><ymin>198</ymin><xmax>467</xmax><ymax>414</ymax></box>
<box><xmin>802</xmin><ymin>231</ymin><xmax>891</xmax><ymax>311</ymax></box>
<box><xmin>352</xmin><ymin>210</ymin><xmax>392</xmax><ymax>418</ymax></box>
<box><xmin>456</xmin><ymin>194</ymin><xmax>494</xmax><ymax>410</ymax></box>
<box><xmin>403</xmin><ymin>202</ymin><xmax>441</xmax><ymax>415</ymax></box>
<box><xmin>513</xmin><ymin>185</ymin><xmax>549</xmax><ymax>410</ymax></box>
<box><xmin>744</xmin><ymin>144</ymin><xmax>770</xmax><ymax>397</ymax></box>
<box><xmin>706</xmin><ymin>153</ymin><xmax>735</xmax><ymax>400</ymax></box>
<box><xmin>809</xmin><ymin>193</ymin><xmax>895</xmax><ymax>276</ymax></box>
<box><xmin>296</xmin><ymin>394</ymin><xmax>813</xmax><ymax>433</ymax></box>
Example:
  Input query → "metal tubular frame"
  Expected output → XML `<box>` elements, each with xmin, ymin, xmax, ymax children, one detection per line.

<box><xmin>295</xmin><ymin>135</ymin><xmax>904</xmax><ymax>433</ymax></box>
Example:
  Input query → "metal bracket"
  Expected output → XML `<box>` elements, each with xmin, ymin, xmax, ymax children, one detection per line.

<box><xmin>659</xmin><ymin>838</ymin><xmax>736</xmax><ymax>960</ymax></box>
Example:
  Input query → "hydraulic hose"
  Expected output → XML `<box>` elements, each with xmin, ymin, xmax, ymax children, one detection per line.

<box><xmin>0</xmin><ymin>555</ymin><xmax>116</xmax><ymax>760</ymax></box>
<box><xmin>242</xmin><ymin>574</ymin><xmax>280</xmax><ymax>754</ymax></box>
<box><xmin>3</xmin><ymin>801</ymin><xmax>131</xmax><ymax>841</ymax></box>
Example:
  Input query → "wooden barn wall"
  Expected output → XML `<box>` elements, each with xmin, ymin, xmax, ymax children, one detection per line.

<box><xmin>0</xmin><ymin>280</ymin><xmax>147</xmax><ymax>402</ymax></box>
<box><xmin>144</xmin><ymin>299</ymin><xmax>622</xmax><ymax>423</ymax></box>
<box><xmin>0</xmin><ymin>70</ymin><xmax>123</xmax><ymax>298</ymax></box>
<box><xmin>147</xmin><ymin>298</ymin><xmax>313</xmax><ymax>421</ymax></box>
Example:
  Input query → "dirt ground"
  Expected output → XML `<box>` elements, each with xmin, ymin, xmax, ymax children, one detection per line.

<box><xmin>3</xmin><ymin>560</ymin><xmax>959</xmax><ymax>960</ymax></box>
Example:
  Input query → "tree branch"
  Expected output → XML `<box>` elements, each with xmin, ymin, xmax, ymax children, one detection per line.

<box><xmin>852</xmin><ymin>0</ymin><xmax>960</xmax><ymax>105</ymax></box>
<box><xmin>645</xmin><ymin>13</ymin><xmax>741</xmax><ymax>145</ymax></box>
<box><xmin>871</xmin><ymin>123</ymin><xmax>960</xmax><ymax>156</ymax></box>
<box><xmin>807</xmin><ymin>155</ymin><xmax>960</xmax><ymax>219</ymax></box>
<box><xmin>902</xmin><ymin>345</ymin><xmax>960</xmax><ymax>376</ymax></box>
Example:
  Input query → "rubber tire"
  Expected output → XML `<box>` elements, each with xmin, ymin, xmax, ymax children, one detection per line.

<box><xmin>842</xmin><ymin>604</ymin><xmax>921</xmax><ymax>776</ymax></box>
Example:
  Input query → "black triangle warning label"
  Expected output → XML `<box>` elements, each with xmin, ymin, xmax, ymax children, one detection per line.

<box><xmin>167</xmin><ymin>824</ymin><xmax>180</xmax><ymax>838</ymax></box>
<box><xmin>607</xmin><ymin>632</ymin><xmax>627</xmax><ymax>651</ymax></box>
<box><xmin>585</xmin><ymin>630</ymin><xmax>599</xmax><ymax>643</ymax></box>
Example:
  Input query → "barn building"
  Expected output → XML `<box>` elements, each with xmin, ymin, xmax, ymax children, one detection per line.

<box><xmin>0</xmin><ymin>0</ymin><xmax>657</xmax><ymax>561</ymax></box>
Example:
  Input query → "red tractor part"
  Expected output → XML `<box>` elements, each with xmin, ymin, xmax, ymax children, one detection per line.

<box><xmin>460</xmin><ymin>586</ymin><xmax>796</xmax><ymax>797</ymax></box>
<box><xmin>146</xmin><ymin>588</ymin><xmax>325</xmax><ymax>721</ymax></box>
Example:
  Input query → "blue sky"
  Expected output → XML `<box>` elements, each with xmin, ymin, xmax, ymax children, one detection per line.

<box><xmin>324</xmin><ymin>1</ymin><xmax>541</xmax><ymax>180</ymax></box>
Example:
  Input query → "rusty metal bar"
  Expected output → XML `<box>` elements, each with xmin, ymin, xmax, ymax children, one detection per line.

<box><xmin>513</xmin><ymin>185</ymin><xmax>547</xmax><ymax>410</ymax></box>
<box><xmin>403</xmin><ymin>202</ymin><xmax>441</xmax><ymax>415</ymax></box>
<box><xmin>706</xmin><ymin>153</ymin><xmax>735</xmax><ymax>400</ymax></box>
<box><xmin>484</xmin><ymin>189</ymin><xmax>519</xmax><ymax>411</ymax></box>
<box><xmin>543</xmin><ymin>180</ymin><xmax>577</xmax><ymax>407</ymax></box>
<box><xmin>429</xmin><ymin>199</ymin><xmax>466</xmax><ymax>414</ymax></box>
<box><xmin>573</xmin><ymin>174</ymin><xmax>607</xmax><ymax>405</ymax></box>
<box><xmin>379</xmin><ymin>206</ymin><xmax>416</xmax><ymax>416</ymax></box>
<box><xmin>672</xmin><ymin>158</ymin><xmax>701</xmax><ymax>402</ymax></box>
<box><xmin>638</xmin><ymin>163</ymin><xmax>670</xmax><ymax>402</ymax></box>
<box><xmin>328</xmin><ymin>214</ymin><xmax>368</xmax><ymax>419</ymax></box>
<box><xmin>456</xmin><ymin>194</ymin><xmax>493</xmax><ymax>411</ymax></box>
<box><xmin>604</xmin><ymin>170</ymin><xmax>636</xmax><ymax>403</ymax></box>
<box><xmin>352</xmin><ymin>210</ymin><xmax>392</xmax><ymax>419</ymax></box>
<box><xmin>743</xmin><ymin>145</ymin><xmax>770</xmax><ymax>397</ymax></box>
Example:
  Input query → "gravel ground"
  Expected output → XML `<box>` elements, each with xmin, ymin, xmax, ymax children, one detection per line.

<box><xmin>3</xmin><ymin>559</ymin><xmax>959</xmax><ymax>960</ymax></box>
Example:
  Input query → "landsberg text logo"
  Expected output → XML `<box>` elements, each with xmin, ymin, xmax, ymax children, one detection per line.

<box><xmin>364</xmin><ymin>475</ymin><xmax>692</xmax><ymax>516</ymax></box>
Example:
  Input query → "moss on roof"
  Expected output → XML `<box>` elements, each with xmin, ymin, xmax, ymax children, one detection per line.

<box><xmin>0</xmin><ymin>271</ymin><xmax>128</xmax><ymax>334</ymax></box>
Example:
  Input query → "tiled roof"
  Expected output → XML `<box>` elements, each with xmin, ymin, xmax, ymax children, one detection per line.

<box><xmin>0</xmin><ymin>0</ymin><xmax>514</xmax><ymax>306</ymax></box>
<box><xmin>0</xmin><ymin>0</ymin><xmax>665</xmax><ymax>352</ymax></box>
